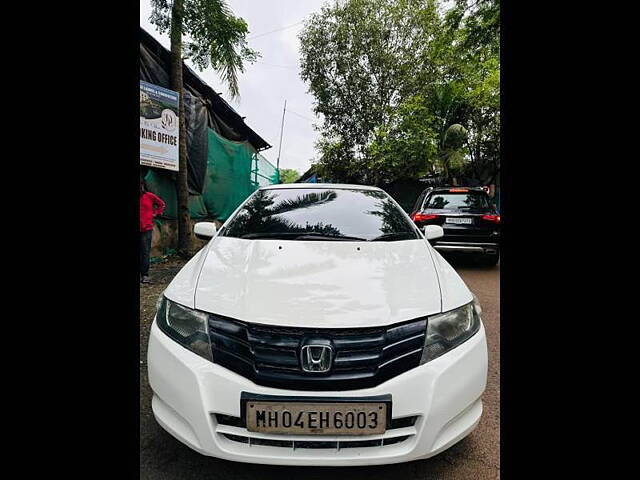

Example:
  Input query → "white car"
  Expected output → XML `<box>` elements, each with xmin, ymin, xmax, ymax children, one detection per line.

<box><xmin>147</xmin><ymin>184</ymin><xmax>488</xmax><ymax>466</ymax></box>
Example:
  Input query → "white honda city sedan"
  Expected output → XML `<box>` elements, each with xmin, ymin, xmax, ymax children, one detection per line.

<box><xmin>147</xmin><ymin>183</ymin><xmax>488</xmax><ymax>466</ymax></box>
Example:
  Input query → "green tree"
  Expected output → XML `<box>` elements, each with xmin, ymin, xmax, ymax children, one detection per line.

<box><xmin>299</xmin><ymin>0</ymin><xmax>442</xmax><ymax>184</ymax></box>
<box><xmin>278</xmin><ymin>168</ymin><xmax>300</xmax><ymax>184</ymax></box>
<box><xmin>445</xmin><ymin>0</ymin><xmax>499</xmax><ymax>54</ymax></box>
<box><xmin>367</xmin><ymin>94</ymin><xmax>440</xmax><ymax>183</ymax></box>
<box><xmin>299</xmin><ymin>0</ymin><xmax>499</xmax><ymax>186</ymax></box>
<box><xmin>434</xmin><ymin>0</ymin><xmax>500</xmax><ymax>183</ymax></box>
<box><xmin>150</xmin><ymin>0</ymin><xmax>258</xmax><ymax>256</ymax></box>
<box><xmin>439</xmin><ymin>123</ymin><xmax>468</xmax><ymax>179</ymax></box>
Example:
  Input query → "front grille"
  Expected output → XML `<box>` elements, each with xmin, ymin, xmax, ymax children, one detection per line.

<box><xmin>209</xmin><ymin>315</ymin><xmax>427</xmax><ymax>390</ymax></box>
<box><xmin>215</xmin><ymin>414</ymin><xmax>418</xmax><ymax>430</ymax></box>
<box><xmin>221</xmin><ymin>433</ymin><xmax>412</xmax><ymax>449</ymax></box>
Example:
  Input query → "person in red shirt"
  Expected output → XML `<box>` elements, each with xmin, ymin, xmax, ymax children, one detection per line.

<box><xmin>140</xmin><ymin>179</ymin><xmax>165</xmax><ymax>283</ymax></box>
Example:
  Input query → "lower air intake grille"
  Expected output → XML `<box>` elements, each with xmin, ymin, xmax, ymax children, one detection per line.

<box><xmin>221</xmin><ymin>433</ymin><xmax>412</xmax><ymax>449</ymax></box>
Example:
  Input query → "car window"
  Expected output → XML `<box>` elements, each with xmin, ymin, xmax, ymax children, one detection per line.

<box><xmin>412</xmin><ymin>192</ymin><xmax>426</xmax><ymax>213</ymax></box>
<box><xmin>221</xmin><ymin>188</ymin><xmax>421</xmax><ymax>241</ymax></box>
<box><xmin>425</xmin><ymin>192</ymin><xmax>489</xmax><ymax>210</ymax></box>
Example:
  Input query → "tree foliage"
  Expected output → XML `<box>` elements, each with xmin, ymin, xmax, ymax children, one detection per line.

<box><xmin>150</xmin><ymin>0</ymin><xmax>259</xmax><ymax>99</ymax></box>
<box><xmin>299</xmin><ymin>0</ymin><xmax>500</xmax><ymax>185</ymax></box>
<box><xmin>278</xmin><ymin>168</ymin><xmax>301</xmax><ymax>184</ymax></box>
<box><xmin>225</xmin><ymin>190</ymin><xmax>342</xmax><ymax>237</ymax></box>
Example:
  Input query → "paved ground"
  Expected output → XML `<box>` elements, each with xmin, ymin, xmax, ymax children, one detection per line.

<box><xmin>140</xmin><ymin>255</ymin><xmax>500</xmax><ymax>479</ymax></box>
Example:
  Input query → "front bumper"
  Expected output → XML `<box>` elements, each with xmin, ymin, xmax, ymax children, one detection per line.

<box><xmin>147</xmin><ymin>319</ymin><xmax>488</xmax><ymax>466</ymax></box>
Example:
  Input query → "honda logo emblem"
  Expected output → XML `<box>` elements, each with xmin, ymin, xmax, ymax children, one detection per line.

<box><xmin>300</xmin><ymin>344</ymin><xmax>333</xmax><ymax>373</ymax></box>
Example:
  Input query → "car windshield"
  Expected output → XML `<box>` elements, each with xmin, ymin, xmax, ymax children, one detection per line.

<box><xmin>425</xmin><ymin>192</ymin><xmax>489</xmax><ymax>210</ymax></box>
<box><xmin>221</xmin><ymin>188</ymin><xmax>421</xmax><ymax>241</ymax></box>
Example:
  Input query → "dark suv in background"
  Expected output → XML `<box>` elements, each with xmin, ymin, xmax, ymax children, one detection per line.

<box><xmin>410</xmin><ymin>186</ymin><xmax>500</xmax><ymax>266</ymax></box>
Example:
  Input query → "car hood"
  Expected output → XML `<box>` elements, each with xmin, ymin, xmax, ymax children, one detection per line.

<box><xmin>165</xmin><ymin>237</ymin><xmax>455</xmax><ymax>329</ymax></box>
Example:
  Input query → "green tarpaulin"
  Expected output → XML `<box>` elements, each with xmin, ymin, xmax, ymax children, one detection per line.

<box><xmin>144</xmin><ymin>128</ymin><xmax>279</xmax><ymax>222</ymax></box>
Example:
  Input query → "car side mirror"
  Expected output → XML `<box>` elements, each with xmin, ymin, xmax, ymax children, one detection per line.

<box><xmin>423</xmin><ymin>225</ymin><xmax>444</xmax><ymax>241</ymax></box>
<box><xmin>194</xmin><ymin>222</ymin><xmax>217</xmax><ymax>240</ymax></box>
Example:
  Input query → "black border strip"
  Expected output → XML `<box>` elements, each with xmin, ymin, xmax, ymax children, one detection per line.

<box><xmin>207</xmin><ymin>310</ymin><xmax>429</xmax><ymax>334</ymax></box>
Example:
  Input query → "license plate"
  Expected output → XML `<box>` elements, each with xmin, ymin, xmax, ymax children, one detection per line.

<box><xmin>446</xmin><ymin>217</ymin><xmax>473</xmax><ymax>224</ymax></box>
<box><xmin>245</xmin><ymin>401</ymin><xmax>387</xmax><ymax>435</ymax></box>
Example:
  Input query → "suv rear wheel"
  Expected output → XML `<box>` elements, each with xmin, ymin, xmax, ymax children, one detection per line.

<box><xmin>478</xmin><ymin>251</ymin><xmax>499</xmax><ymax>267</ymax></box>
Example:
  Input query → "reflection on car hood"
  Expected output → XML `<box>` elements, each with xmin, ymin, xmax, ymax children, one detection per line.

<box><xmin>167</xmin><ymin>237</ymin><xmax>445</xmax><ymax>329</ymax></box>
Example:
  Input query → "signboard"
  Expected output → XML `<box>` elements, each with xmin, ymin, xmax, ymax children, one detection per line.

<box><xmin>140</xmin><ymin>81</ymin><xmax>179</xmax><ymax>171</ymax></box>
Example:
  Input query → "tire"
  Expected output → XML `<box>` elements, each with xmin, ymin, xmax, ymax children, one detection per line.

<box><xmin>479</xmin><ymin>252</ymin><xmax>500</xmax><ymax>267</ymax></box>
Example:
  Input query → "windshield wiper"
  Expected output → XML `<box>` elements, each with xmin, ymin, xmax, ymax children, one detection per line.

<box><xmin>240</xmin><ymin>232</ymin><xmax>367</xmax><ymax>241</ymax></box>
<box><xmin>240</xmin><ymin>232</ymin><xmax>301</xmax><ymax>239</ymax></box>
<box><xmin>369</xmin><ymin>232</ymin><xmax>418</xmax><ymax>242</ymax></box>
<box><xmin>294</xmin><ymin>233</ymin><xmax>367</xmax><ymax>241</ymax></box>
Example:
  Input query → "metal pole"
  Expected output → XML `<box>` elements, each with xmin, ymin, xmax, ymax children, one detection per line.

<box><xmin>276</xmin><ymin>100</ymin><xmax>286</xmax><ymax>176</ymax></box>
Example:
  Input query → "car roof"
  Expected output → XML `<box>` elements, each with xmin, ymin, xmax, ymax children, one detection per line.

<box><xmin>260</xmin><ymin>183</ymin><xmax>383</xmax><ymax>191</ymax></box>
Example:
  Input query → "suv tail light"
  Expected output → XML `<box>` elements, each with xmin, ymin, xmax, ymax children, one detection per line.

<box><xmin>482</xmin><ymin>214</ymin><xmax>501</xmax><ymax>223</ymax></box>
<box><xmin>411</xmin><ymin>213</ymin><xmax>439</xmax><ymax>222</ymax></box>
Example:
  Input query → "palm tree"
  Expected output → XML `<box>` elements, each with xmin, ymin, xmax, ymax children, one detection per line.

<box><xmin>267</xmin><ymin>191</ymin><xmax>338</xmax><ymax>216</ymax></box>
<box><xmin>224</xmin><ymin>190</ymin><xmax>343</xmax><ymax>238</ymax></box>
<box><xmin>150</xmin><ymin>0</ymin><xmax>258</xmax><ymax>256</ymax></box>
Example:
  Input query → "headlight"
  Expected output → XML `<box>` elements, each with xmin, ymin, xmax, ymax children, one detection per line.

<box><xmin>472</xmin><ymin>292</ymin><xmax>482</xmax><ymax>316</ymax></box>
<box><xmin>420</xmin><ymin>301</ymin><xmax>481</xmax><ymax>364</ymax></box>
<box><xmin>155</xmin><ymin>295</ymin><xmax>213</xmax><ymax>361</ymax></box>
